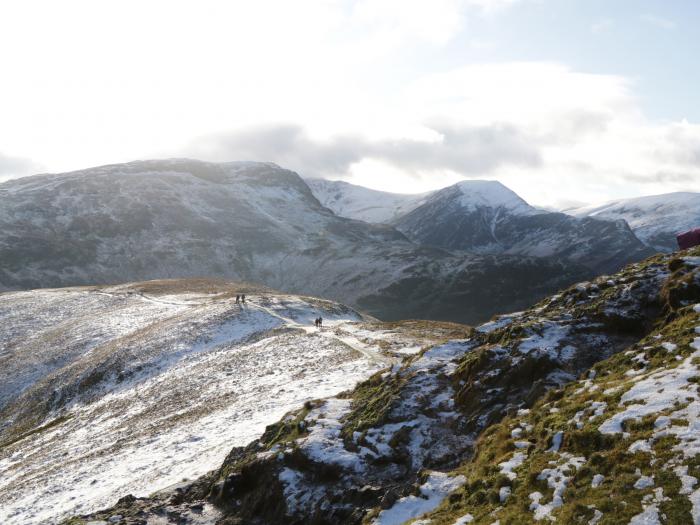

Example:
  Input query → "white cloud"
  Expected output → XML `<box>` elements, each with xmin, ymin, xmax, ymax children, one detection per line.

<box><xmin>0</xmin><ymin>152</ymin><xmax>43</xmax><ymax>182</ymax></box>
<box><xmin>187</xmin><ymin>61</ymin><xmax>700</xmax><ymax>207</ymax></box>
<box><xmin>0</xmin><ymin>0</ymin><xmax>525</xmax><ymax>178</ymax></box>
<box><xmin>350</xmin><ymin>0</ymin><xmax>466</xmax><ymax>46</ymax></box>
<box><xmin>388</xmin><ymin>62</ymin><xmax>700</xmax><ymax>206</ymax></box>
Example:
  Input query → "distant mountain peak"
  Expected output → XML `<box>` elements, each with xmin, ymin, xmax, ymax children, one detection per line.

<box><xmin>394</xmin><ymin>178</ymin><xmax>653</xmax><ymax>274</ymax></box>
<box><xmin>569</xmin><ymin>191</ymin><xmax>700</xmax><ymax>252</ymax></box>
<box><xmin>443</xmin><ymin>179</ymin><xmax>535</xmax><ymax>214</ymax></box>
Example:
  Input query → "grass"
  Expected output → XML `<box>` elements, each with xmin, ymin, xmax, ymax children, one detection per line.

<box><xmin>407</xmin><ymin>301</ymin><xmax>700</xmax><ymax>524</ymax></box>
<box><xmin>340</xmin><ymin>369</ymin><xmax>409</xmax><ymax>439</ymax></box>
<box><xmin>0</xmin><ymin>414</ymin><xmax>72</xmax><ymax>451</ymax></box>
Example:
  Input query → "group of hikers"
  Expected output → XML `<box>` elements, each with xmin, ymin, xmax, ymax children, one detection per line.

<box><xmin>232</xmin><ymin>293</ymin><xmax>326</xmax><ymax>329</ymax></box>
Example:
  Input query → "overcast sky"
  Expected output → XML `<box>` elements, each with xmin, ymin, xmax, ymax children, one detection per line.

<box><xmin>1</xmin><ymin>0</ymin><xmax>699</xmax><ymax>208</ymax></box>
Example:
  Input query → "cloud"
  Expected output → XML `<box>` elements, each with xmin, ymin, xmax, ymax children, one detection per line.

<box><xmin>0</xmin><ymin>2</ymin><xmax>697</xmax><ymax>208</ymax></box>
<box><xmin>350</xmin><ymin>0</ymin><xmax>467</xmax><ymax>46</ymax></box>
<box><xmin>181</xmin><ymin>60</ymin><xmax>700</xmax><ymax>206</ymax></box>
<box><xmin>187</xmin><ymin>122</ymin><xmax>541</xmax><ymax>180</ymax></box>
<box><xmin>0</xmin><ymin>152</ymin><xmax>41</xmax><ymax>182</ymax></box>
<box><xmin>656</xmin><ymin>121</ymin><xmax>700</xmax><ymax>166</ymax></box>
<box><xmin>623</xmin><ymin>171</ymin><xmax>699</xmax><ymax>184</ymax></box>
<box><xmin>641</xmin><ymin>14</ymin><xmax>676</xmax><ymax>30</ymax></box>
<box><xmin>189</xmin><ymin>125</ymin><xmax>363</xmax><ymax>177</ymax></box>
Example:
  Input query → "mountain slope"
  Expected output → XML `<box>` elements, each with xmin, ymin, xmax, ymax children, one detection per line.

<box><xmin>0</xmin><ymin>279</ymin><xmax>472</xmax><ymax>524</ymax></box>
<box><xmin>305</xmin><ymin>178</ymin><xmax>430</xmax><ymax>224</ymax></box>
<box><xmin>70</xmin><ymin>248</ymin><xmax>700</xmax><ymax>525</ymax></box>
<box><xmin>394</xmin><ymin>180</ymin><xmax>655</xmax><ymax>274</ymax></box>
<box><xmin>569</xmin><ymin>192</ymin><xmax>700</xmax><ymax>252</ymax></box>
<box><xmin>0</xmin><ymin>159</ymin><xmax>590</xmax><ymax>325</ymax></box>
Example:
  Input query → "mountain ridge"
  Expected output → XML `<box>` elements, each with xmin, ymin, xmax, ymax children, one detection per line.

<box><xmin>568</xmin><ymin>191</ymin><xmax>700</xmax><ymax>252</ymax></box>
<box><xmin>0</xmin><ymin>159</ymin><xmax>592</xmax><ymax>325</ymax></box>
<box><xmin>305</xmin><ymin>176</ymin><xmax>657</xmax><ymax>275</ymax></box>
<box><xmin>392</xmin><ymin>182</ymin><xmax>654</xmax><ymax>275</ymax></box>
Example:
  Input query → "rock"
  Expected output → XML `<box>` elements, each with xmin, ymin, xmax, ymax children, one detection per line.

<box><xmin>116</xmin><ymin>495</ymin><xmax>136</xmax><ymax>505</ymax></box>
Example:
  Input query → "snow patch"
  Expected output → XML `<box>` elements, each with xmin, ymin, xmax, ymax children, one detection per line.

<box><xmin>499</xmin><ymin>452</ymin><xmax>526</xmax><ymax>481</ymax></box>
<box><xmin>591</xmin><ymin>474</ymin><xmax>604</xmax><ymax>488</ymax></box>
<box><xmin>530</xmin><ymin>454</ymin><xmax>585</xmax><ymax>521</ymax></box>
<box><xmin>373</xmin><ymin>472</ymin><xmax>466</xmax><ymax>525</ymax></box>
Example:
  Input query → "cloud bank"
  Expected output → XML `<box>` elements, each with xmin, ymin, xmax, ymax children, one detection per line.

<box><xmin>188</xmin><ymin>122</ymin><xmax>541</xmax><ymax>180</ymax></box>
<box><xmin>185</xmin><ymin>61</ymin><xmax>700</xmax><ymax>207</ymax></box>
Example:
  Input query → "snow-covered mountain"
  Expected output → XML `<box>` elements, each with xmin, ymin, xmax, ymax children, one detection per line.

<box><xmin>393</xmin><ymin>180</ymin><xmax>655</xmax><ymax>274</ymax></box>
<box><xmin>305</xmin><ymin>178</ymin><xmax>429</xmax><ymax>224</ymax></box>
<box><xmin>568</xmin><ymin>191</ymin><xmax>700</xmax><ymax>252</ymax></box>
<box><xmin>0</xmin><ymin>159</ymin><xmax>591</xmax><ymax>325</ymax></box>
<box><xmin>0</xmin><ymin>279</ymin><xmax>451</xmax><ymax>524</ymax></box>
<box><xmin>70</xmin><ymin>248</ymin><xmax>700</xmax><ymax>525</ymax></box>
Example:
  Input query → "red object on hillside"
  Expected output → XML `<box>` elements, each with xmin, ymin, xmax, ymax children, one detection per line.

<box><xmin>677</xmin><ymin>228</ymin><xmax>700</xmax><ymax>250</ymax></box>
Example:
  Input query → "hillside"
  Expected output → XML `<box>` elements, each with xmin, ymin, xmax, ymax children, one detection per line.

<box><xmin>67</xmin><ymin>248</ymin><xmax>700</xmax><ymax>524</ymax></box>
<box><xmin>393</xmin><ymin>181</ymin><xmax>655</xmax><ymax>275</ymax></box>
<box><xmin>0</xmin><ymin>279</ymin><xmax>472</xmax><ymax>524</ymax></box>
<box><xmin>569</xmin><ymin>192</ymin><xmax>700</xmax><ymax>253</ymax></box>
<box><xmin>0</xmin><ymin>159</ymin><xmax>591</xmax><ymax>325</ymax></box>
<box><xmin>305</xmin><ymin>178</ymin><xmax>429</xmax><ymax>224</ymax></box>
<box><xmin>306</xmin><ymin>177</ymin><xmax>655</xmax><ymax>276</ymax></box>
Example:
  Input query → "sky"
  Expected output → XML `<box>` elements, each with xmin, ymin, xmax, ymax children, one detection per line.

<box><xmin>1</xmin><ymin>0</ymin><xmax>699</xmax><ymax>208</ymax></box>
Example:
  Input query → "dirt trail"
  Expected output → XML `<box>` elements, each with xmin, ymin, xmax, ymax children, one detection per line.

<box><xmin>246</xmin><ymin>299</ymin><xmax>395</xmax><ymax>367</ymax></box>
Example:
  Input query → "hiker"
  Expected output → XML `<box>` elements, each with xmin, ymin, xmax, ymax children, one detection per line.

<box><xmin>314</xmin><ymin>317</ymin><xmax>319</xmax><ymax>328</ymax></box>
<box><xmin>235</xmin><ymin>294</ymin><xmax>240</xmax><ymax>304</ymax></box>
<box><xmin>241</xmin><ymin>294</ymin><xmax>246</xmax><ymax>304</ymax></box>
<box><xmin>318</xmin><ymin>316</ymin><xmax>323</xmax><ymax>328</ymax></box>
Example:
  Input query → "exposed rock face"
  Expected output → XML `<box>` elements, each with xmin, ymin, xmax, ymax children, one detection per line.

<box><xmin>69</xmin><ymin>248</ymin><xmax>700</xmax><ymax>525</ymax></box>
<box><xmin>0</xmin><ymin>159</ymin><xmax>591</xmax><ymax>325</ymax></box>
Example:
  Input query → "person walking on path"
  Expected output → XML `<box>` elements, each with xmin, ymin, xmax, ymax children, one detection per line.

<box><xmin>235</xmin><ymin>294</ymin><xmax>240</xmax><ymax>304</ymax></box>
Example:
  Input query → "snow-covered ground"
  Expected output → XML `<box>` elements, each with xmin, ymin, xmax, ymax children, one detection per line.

<box><xmin>0</xmin><ymin>284</ymin><xmax>398</xmax><ymax>525</ymax></box>
<box><xmin>305</xmin><ymin>178</ymin><xmax>430</xmax><ymax>224</ymax></box>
